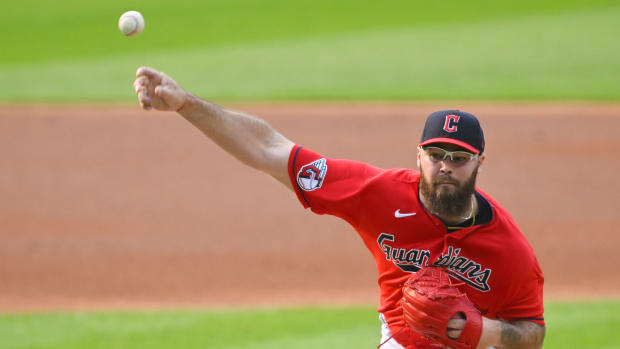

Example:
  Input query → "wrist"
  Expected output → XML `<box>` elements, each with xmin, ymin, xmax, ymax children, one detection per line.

<box><xmin>176</xmin><ymin>91</ymin><xmax>194</xmax><ymax>114</ymax></box>
<box><xmin>477</xmin><ymin>317</ymin><xmax>502</xmax><ymax>349</ymax></box>
<box><xmin>176</xmin><ymin>93</ymin><xmax>224</xmax><ymax>128</ymax></box>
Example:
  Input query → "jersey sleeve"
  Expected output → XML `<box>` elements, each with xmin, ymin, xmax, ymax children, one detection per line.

<box><xmin>497</xmin><ymin>260</ymin><xmax>545</xmax><ymax>326</ymax></box>
<box><xmin>287</xmin><ymin>145</ymin><xmax>383</xmax><ymax>225</ymax></box>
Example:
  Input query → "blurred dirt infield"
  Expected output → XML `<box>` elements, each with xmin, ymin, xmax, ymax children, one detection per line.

<box><xmin>1</xmin><ymin>103</ymin><xmax>619</xmax><ymax>312</ymax></box>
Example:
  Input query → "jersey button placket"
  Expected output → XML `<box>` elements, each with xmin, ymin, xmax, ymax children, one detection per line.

<box><xmin>442</xmin><ymin>234</ymin><xmax>449</xmax><ymax>256</ymax></box>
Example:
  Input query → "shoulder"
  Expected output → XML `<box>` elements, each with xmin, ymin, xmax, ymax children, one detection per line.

<box><xmin>370</xmin><ymin>168</ymin><xmax>420</xmax><ymax>185</ymax></box>
<box><xmin>289</xmin><ymin>145</ymin><xmax>419</xmax><ymax>197</ymax></box>
<box><xmin>477</xmin><ymin>190</ymin><xmax>541</xmax><ymax>270</ymax></box>
<box><xmin>358</xmin><ymin>167</ymin><xmax>419</xmax><ymax>194</ymax></box>
<box><xmin>350</xmin><ymin>168</ymin><xmax>420</xmax><ymax>207</ymax></box>
<box><xmin>477</xmin><ymin>189</ymin><xmax>520</xmax><ymax>231</ymax></box>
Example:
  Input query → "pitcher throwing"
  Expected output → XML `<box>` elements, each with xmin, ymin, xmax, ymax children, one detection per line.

<box><xmin>133</xmin><ymin>67</ymin><xmax>546</xmax><ymax>349</ymax></box>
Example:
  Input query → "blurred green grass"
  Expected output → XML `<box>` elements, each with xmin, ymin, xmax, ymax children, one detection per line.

<box><xmin>1</xmin><ymin>301</ymin><xmax>619</xmax><ymax>349</ymax></box>
<box><xmin>3</xmin><ymin>0</ymin><xmax>616</xmax><ymax>65</ymax></box>
<box><xmin>2</xmin><ymin>1</ymin><xmax>620</xmax><ymax>101</ymax></box>
<box><xmin>0</xmin><ymin>307</ymin><xmax>379</xmax><ymax>349</ymax></box>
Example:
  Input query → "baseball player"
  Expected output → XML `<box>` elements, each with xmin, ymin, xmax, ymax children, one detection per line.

<box><xmin>133</xmin><ymin>67</ymin><xmax>545</xmax><ymax>349</ymax></box>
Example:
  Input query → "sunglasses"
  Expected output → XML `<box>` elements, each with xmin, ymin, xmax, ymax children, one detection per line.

<box><xmin>420</xmin><ymin>146</ymin><xmax>479</xmax><ymax>166</ymax></box>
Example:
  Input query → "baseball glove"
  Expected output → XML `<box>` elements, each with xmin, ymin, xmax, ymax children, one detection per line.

<box><xmin>401</xmin><ymin>267</ymin><xmax>482</xmax><ymax>349</ymax></box>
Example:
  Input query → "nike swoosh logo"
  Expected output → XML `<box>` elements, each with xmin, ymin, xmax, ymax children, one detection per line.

<box><xmin>395</xmin><ymin>209</ymin><xmax>416</xmax><ymax>218</ymax></box>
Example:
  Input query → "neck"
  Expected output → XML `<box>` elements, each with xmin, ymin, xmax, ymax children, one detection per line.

<box><xmin>419</xmin><ymin>191</ymin><xmax>478</xmax><ymax>226</ymax></box>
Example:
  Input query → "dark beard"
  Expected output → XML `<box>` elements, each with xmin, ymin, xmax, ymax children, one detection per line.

<box><xmin>419</xmin><ymin>167</ymin><xmax>478</xmax><ymax>218</ymax></box>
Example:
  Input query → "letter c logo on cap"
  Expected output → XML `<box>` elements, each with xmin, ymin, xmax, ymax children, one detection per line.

<box><xmin>443</xmin><ymin>115</ymin><xmax>460</xmax><ymax>132</ymax></box>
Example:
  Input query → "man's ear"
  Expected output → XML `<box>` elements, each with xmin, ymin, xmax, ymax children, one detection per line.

<box><xmin>416</xmin><ymin>147</ymin><xmax>422</xmax><ymax>168</ymax></box>
<box><xmin>477</xmin><ymin>155</ymin><xmax>485</xmax><ymax>172</ymax></box>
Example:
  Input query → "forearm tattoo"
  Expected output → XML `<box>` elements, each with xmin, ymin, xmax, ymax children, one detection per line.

<box><xmin>500</xmin><ymin>321</ymin><xmax>546</xmax><ymax>349</ymax></box>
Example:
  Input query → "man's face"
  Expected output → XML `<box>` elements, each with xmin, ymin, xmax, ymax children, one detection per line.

<box><xmin>417</xmin><ymin>143</ymin><xmax>484</xmax><ymax>217</ymax></box>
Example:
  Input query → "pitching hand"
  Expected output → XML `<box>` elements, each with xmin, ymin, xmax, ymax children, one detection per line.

<box><xmin>134</xmin><ymin>67</ymin><xmax>187</xmax><ymax>111</ymax></box>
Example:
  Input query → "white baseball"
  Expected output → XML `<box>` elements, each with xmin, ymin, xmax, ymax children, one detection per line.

<box><xmin>118</xmin><ymin>11</ymin><xmax>145</xmax><ymax>36</ymax></box>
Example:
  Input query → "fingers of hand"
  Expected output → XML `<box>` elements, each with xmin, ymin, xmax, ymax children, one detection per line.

<box><xmin>156</xmin><ymin>76</ymin><xmax>177</xmax><ymax>95</ymax></box>
<box><xmin>135</xmin><ymin>66</ymin><xmax>163</xmax><ymax>84</ymax></box>
<box><xmin>446</xmin><ymin>317</ymin><xmax>466</xmax><ymax>340</ymax></box>
<box><xmin>134</xmin><ymin>67</ymin><xmax>185</xmax><ymax>111</ymax></box>
<box><xmin>154</xmin><ymin>78</ymin><xmax>171</xmax><ymax>99</ymax></box>
<box><xmin>446</xmin><ymin>327</ymin><xmax>463</xmax><ymax>340</ymax></box>
<box><xmin>154</xmin><ymin>78</ymin><xmax>168</xmax><ymax>97</ymax></box>
<box><xmin>134</xmin><ymin>76</ymin><xmax>152</xmax><ymax>110</ymax></box>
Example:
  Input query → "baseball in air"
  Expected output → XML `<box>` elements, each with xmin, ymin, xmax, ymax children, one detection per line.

<box><xmin>118</xmin><ymin>11</ymin><xmax>145</xmax><ymax>36</ymax></box>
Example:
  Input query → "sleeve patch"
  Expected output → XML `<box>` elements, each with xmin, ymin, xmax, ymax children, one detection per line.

<box><xmin>297</xmin><ymin>158</ymin><xmax>328</xmax><ymax>191</ymax></box>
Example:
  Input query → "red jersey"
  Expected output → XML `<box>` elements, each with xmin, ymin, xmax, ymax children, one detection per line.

<box><xmin>288</xmin><ymin>145</ymin><xmax>545</xmax><ymax>348</ymax></box>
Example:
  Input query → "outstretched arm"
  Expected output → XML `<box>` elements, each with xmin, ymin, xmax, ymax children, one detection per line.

<box><xmin>133</xmin><ymin>67</ymin><xmax>294</xmax><ymax>189</ymax></box>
